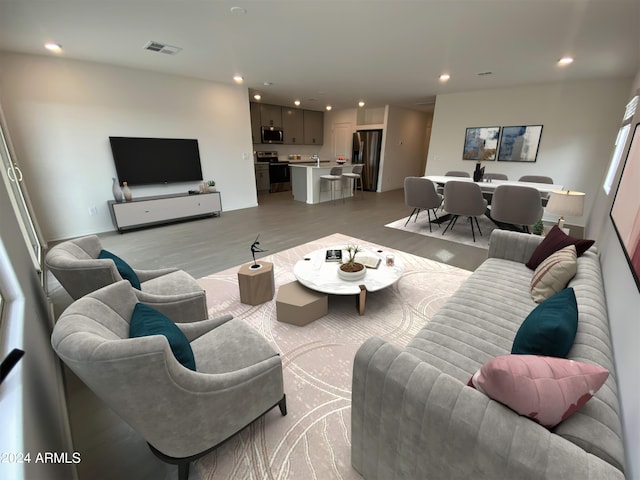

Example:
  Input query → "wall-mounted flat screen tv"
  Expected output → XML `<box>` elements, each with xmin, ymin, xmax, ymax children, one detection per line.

<box><xmin>109</xmin><ymin>136</ymin><xmax>203</xmax><ymax>186</ymax></box>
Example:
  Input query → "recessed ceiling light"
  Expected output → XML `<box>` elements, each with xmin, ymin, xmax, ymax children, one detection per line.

<box><xmin>358</xmin><ymin>101</ymin><xmax>365</xmax><ymax>107</ymax></box>
<box><xmin>326</xmin><ymin>105</ymin><xmax>332</xmax><ymax>111</ymax></box>
<box><xmin>294</xmin><ymin>100</ymin><xmax>301</xmax><ymax>106</ymax></box>
<box><xmin>44</xmin><ymin>43</ymin><xmax>62</xmax><ymax>53</ymax></box>
<box><xmin>253</xmin><ymin>94</ymin><xmax>262</xmax><ymax>101</ymax></box>
<box><xmin>439</xmin><ymin>73</ymin><xmax>450</xmax><ymax>82</ymax></box>
<box><xmin>230</xmin><ymin>6</ymin><xmax>247</xmax><ymax>15</ymax></box>
<box><xmin>263</xmin><ymin>81</ymin><xmax>273</xmax><ymax>86</ymax></box>
<box><xmin>558</xmin><ymin>56</ymin><xmax>574</xmax><ymax>66</ymax></box>
<box><xmin>233</xmin><ymin>75</ymin><xmax>244</xmax><ymax>84</ymax></box>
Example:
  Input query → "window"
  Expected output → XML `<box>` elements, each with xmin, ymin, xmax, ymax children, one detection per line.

<box><xmin>603</xmin><ymin>94</ymin><xmax>638</xmax><ymax>195</ymax></box>
<box><xmin>0</xmin><ymin>105</ymin><xmax>45</xmax><ymax>274</ymax></box>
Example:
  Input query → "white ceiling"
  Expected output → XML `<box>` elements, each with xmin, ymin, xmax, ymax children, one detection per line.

<box><xmin>0</xmin><ymin>0</ymin><xmax>638</xmax><ymax>112</ymax></box>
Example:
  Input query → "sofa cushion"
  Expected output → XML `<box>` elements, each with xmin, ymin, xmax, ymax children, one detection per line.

<box><xmin>512</xmin><ymin>287</ymin><xmax>578</xmax><ymax>357</ymax></box>
<box><xmin>99</xmin><ymin>249</ymin><xmax>141</xmax><ymax>289</ymax></box>
<box><xmin>129</xmin><ymin>303</ymin><xmax>196</xmax><ymax>370</ymax></box>
<box><xmin>530</xmin><ymin>245</ymin><xmax>577</xmax><ymax>303</ymax></box>
<box><xmin>468</xmin><ymin>354</ymin><xmax>609</xmax><ymax>428</ymax></box>
<box><xmin>525</xmin><ymin>225</ymin><xmax>595</xmax><ymax>270</ymax></box>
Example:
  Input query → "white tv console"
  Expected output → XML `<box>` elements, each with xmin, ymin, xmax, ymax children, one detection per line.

<box><xmin>108</xmin><ymin>192</ymin><xmax>222</xmax><ymax>232</ymax></box>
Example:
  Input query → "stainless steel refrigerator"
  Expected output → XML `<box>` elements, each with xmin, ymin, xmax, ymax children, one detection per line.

<box><xmin>352</xmin><ymin>129</ymin><xmax>382</xmax><ymax>191</ymax></box>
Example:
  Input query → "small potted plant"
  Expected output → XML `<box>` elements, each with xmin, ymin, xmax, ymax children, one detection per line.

<box><xmin>532</xmin><ymin>218</ymin><xmax>544</xmax><ymax>235</ymax></box>
<box><xmin>207</xmin><ymin>180</ymin><xmax>217</xmax><ymax>192</ymax></box>
<box><xmin>338</xmin><ymin>245</ymin><xmax>366</xmax><ymax>281</ymax></box>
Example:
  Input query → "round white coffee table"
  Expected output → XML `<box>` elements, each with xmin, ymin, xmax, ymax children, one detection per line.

<box><xmin>293</xmin><ymin>246</ymin><xmax>404</xmax><ymax>315</ymax></box>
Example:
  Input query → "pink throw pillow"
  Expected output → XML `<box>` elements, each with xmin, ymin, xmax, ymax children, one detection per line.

<box><xmin>468</xmin><ymin>355</ymin><xmax>608</xmax><ymax>428</ymax></box>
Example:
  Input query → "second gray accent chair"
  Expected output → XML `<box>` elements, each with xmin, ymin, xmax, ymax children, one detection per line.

<box><xmin>51</xmin><ymin>280</ymin><xmax>287</xmax><ymax>480</ymax></box>
<box><xmin>483</xmin><ymin>172</ymin><xmax>508</xmax><ymax>180</ymax></box>
<box><xmin>444</xmin><ymin>170</ymin><xmax>470</xmax><ymax>177</ymax></box>
<box><xmin>45</xmin><ymin>235</ymin><xmax>208</xmax><ymax>321</ymax></box>
<box><xmin>403</xmin><ymin>177</ymin><xmax>443</xmax><ymax>232</ymax></box>
<box><xmin>490</xmin><ymin>184</ymin><xmax>543</xmax><ymax>233</ymax></box>
<box><xmin>442</xmin><ymin>181</ymin><xmax>488</xmax><ymax>242</ymax></box>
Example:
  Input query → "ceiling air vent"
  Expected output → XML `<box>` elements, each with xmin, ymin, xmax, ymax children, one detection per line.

<box><xmin>143</xmin><ymin>41</ymin><xmax>182</xmax><ymax>55</ymax></box>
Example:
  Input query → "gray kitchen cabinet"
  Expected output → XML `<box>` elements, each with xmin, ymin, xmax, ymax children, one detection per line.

<box><xmin>260</xmin><ymin>104</ymin><xmax>282</xmax><ymax>127</ymax></box>
<box><xmin>282</xmin><ymin>107</ymin><xmax>304</xmax><ymax>144</ymax></box>
<box><xmin>250</xmin><ymin>102</ymin><xmax>261</xmax><ymax>143</ymax></box>
<box><xmin>303</xmin><ymin>110</ymin><xmax>324</xmax><ymax>145</ymax></box>
<box><xmin>255</xmin><ymin>164</ymin><xmax>270</xmax><ymax>193</ymax></box>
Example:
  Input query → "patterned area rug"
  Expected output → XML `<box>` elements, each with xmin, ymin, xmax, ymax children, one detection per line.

<box><xmin>385</xmin><ymin>212</ymin><xmax>498</xmax><ymax>249</ymax></box>
<box><xmin>195</xmin><ymin>233</ymin><xmax>471</xmax><ymax>480</ymax></box>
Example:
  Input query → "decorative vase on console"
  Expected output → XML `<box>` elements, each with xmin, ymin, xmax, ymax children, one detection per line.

<box><xmin>111</xmin><ymin>177</ymin><xmax>123</xmax><ymax>202</ymax></box>
<box><xmin>473</xmin><ymin>162</ymin><xmax>485</xmax><ymax>182</ymax></box>
<box><xmin>122</xmin><ymin>182</ymin><xmax>132</xmax><ymax>202</ymax></box>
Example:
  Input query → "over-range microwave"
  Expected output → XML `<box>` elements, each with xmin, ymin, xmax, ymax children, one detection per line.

<box><xmin>261</xmin><ymin>126</ymin><xmax>284</xmax><ymax>144</ymax></box>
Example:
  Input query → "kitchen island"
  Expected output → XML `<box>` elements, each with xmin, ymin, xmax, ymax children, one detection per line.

<box><xmin>289</xmin><ymin>163</ymin><xmax>358</xmax><ymax>204</ymax></box>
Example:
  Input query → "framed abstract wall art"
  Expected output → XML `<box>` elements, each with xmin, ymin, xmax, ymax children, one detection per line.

<box><xmin>497</xmin><ymin>125</ymin><xmax>543</xmax><ymax>162</ymax></box>
<box><xmin>610</xmin><ymin>122</ymin><xmax>640</xmax><ymax>291</ymax></box>
<box><xmin>462</xmin><ymin>126</ymin><xmax>500</xmax><ymax>161</ymax></box>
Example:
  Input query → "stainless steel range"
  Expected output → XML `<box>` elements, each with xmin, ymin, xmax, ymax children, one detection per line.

<box><xmin>256</xmin><ymin>151</ymin><xmax>290</xmax><ymax>193</ymax></box>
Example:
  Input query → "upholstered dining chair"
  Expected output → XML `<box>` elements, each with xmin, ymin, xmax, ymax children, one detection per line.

<box><xmin>444</xmin><ymin>170</ymin><xmax>471</xmax><ymax>177</ymax></box>
<box><xmin>45</xmin><ymin>235</ymin><xmax>207</xmax><ymax>321</ymax></box>
<box><xmin>518</xmin><ymin>175</ymin><xmax>553</xmax><ymax>184</ymax></box>
<box><xmin>442</xmin><ymin>180</ymin><xmax>488</xmax><ymax>242</ymax></box>
<box><xmin>518</xmin><ymin>175</ymin><xmax>554</xmax><ymax>205</ymax></box>
<box><xmin>403</xmin><ymin>177</ymin><xmax>443</xmax><ymax>232</ymax></box>
<box><xmin>489</xmin><ymin>184</ymin><xmax>543</xmax><ymax>233</ymax></box>
<box><xmin>483</xmin><ymin>172</ymin><xmax>508</xmax><ymax>181</ymax></box>
<box><xmin>342</xmin><ymin>165</ymin><xmax>364</xmax><ymax>196</ymax></box>
<box><xmin>51</xmin><ymin>280</ymin><xmax>287</xmax><ymax>480</ymax></box>
<box><xmin>320</xmin><ymin>166</ymin><xmax>344</xmax><ymax>203</ymax></box>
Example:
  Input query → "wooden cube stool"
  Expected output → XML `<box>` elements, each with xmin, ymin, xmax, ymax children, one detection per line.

<box><xmin>238</xmin><ymin>261</ymin><xmax>275</xmax><ymax>305</ymax></box>
<box><xmin>276</xmin><ymin>281</ymin><xmax>328</xmax><ymax>326</ymax></box>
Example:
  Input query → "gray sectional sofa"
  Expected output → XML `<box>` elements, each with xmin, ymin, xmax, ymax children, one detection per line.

<box><xmin>352</xmin><ymin>229</ymin><xmax>626</xmax><ymax>479</ymax></box>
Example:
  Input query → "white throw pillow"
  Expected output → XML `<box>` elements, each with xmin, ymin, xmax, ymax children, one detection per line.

<box><xmin>530</xmin><ymin>245</ymin><xmax>577</xmax><ymax>303</ymax></box>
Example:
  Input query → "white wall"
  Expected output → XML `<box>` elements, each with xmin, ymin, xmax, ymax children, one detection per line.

<box><xmin>426</xmin><ymin>78</ymin><xmax>632</xmax><ymax>226</ymax></box>
<box><xmin>588</xmin><ymin>73</ymin><xmax>640</xmax><ymax>480</ymax></box>
<box><xmin>0</xmin><ymin>52</ymin><xmax>257</xmax><ymax>241</ymax></box>
<box><xmin>379</xmin><ymin>105</ymin><xmax>431</xmax><ymax>191</ymax></box>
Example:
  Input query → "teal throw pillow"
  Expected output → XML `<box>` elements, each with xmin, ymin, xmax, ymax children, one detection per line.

<box><xmin>512</xmin><ymin>287</ymin><xmax>578</xmax><ymax>358</ymax></box>
<box><xmin>98</xmin><ymin>249</ymin><xmax>141</xmax><ymax>290</ymax></box>
<box><xmin>129</xmin><ymin>303</ymin><xmax>196</xmax><ymax>371</ymax></box>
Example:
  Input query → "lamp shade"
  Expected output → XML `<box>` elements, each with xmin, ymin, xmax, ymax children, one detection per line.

<box><xmin>545</xmin><ymin>190</ymin><xmax>585</xmax><ymax>218</ymax></box>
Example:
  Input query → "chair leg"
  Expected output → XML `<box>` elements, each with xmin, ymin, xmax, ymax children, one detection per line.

<box><xmin>469</xmin><ymin>217</ymin><xmax>476</xmax><ymax>242</ymax></box>
<box><xmin>404</xmin><ymin>208</ymin><xmax>418</xmax><ymax>227</ymax></box>
<box><xmin>427</xmin><ymin>209</ymin><xmax>433</xmax><ymax>232</ymax></box>
<box><xmin>474</xmin><ymin>216</ymin><xmax>483</xmax><ymax>237</ymax></box>
<box><xmin>442</xmin><ymin>215</ymin><xmax>458</xmax><ymax>235</ymax></box>
<box><xmin>432</xmin><ymin>209</ymin><xmax>440</xmax><ymax>228</ymax></box>
<box><xmin>178</xmin><ymin>462</ymin><xmax>189</xmax><ymax>480</ymax></box>
<box><xmin>278</xmin><ymin>394</ymin><xmax>288</xmax><ymax>416</ymax></box>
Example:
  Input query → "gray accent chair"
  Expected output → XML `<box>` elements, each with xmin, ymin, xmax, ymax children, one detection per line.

<box><xmin>442</xmin><ymin>180</ymin><xmax>488</xmax><ymax>242</ymax></box>
<box><xmin>45</xmin><ymin>235</ymin><xmax>207</xmax><ymax>321</ymax></box>
<box><xmin>403</xmin><ymin>177</ymin><xmax>443</xmax><ymax>232</ymax></box>
<box><xmin>490</xmin><ymin>184</ymin><xmax>543</xmax><ymax>233</ymax></box>
<box><xmin>51</xmin><ymin>280</ymin><xmax>287</xmax><ymax>480</ymax></box>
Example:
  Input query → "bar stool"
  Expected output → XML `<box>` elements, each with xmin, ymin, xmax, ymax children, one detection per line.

<box><xmin>342</xmin><ymin>165</ymin><xmax>364</xmax><ymax>197</ymax></box>
<box><xmin>320</xmin><ymin>166</ymin><xmax>343</xmax><ymax>203</ymax></box>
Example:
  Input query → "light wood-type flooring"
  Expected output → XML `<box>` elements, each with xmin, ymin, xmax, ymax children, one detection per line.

<box><xmin>52</xmin><ymin>188</ymin><xmax>490</xmax><ymax>480</ymax></box>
